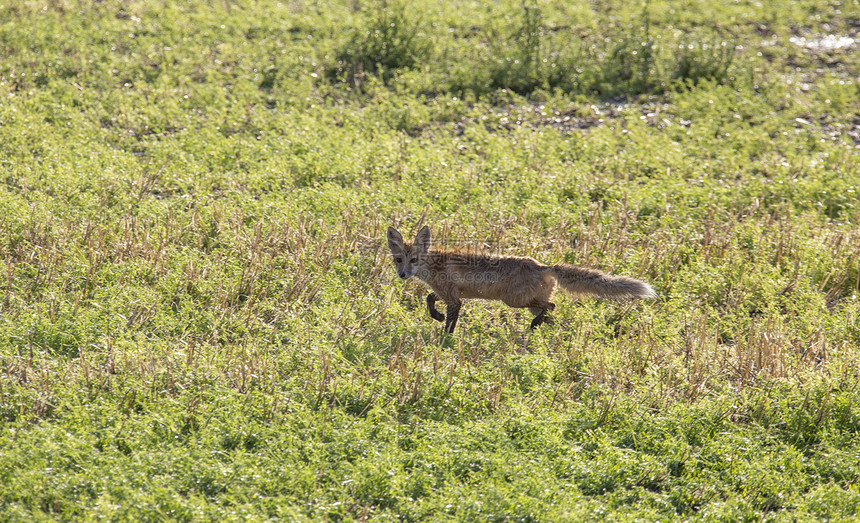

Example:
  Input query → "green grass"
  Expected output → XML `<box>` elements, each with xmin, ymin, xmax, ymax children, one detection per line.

<box><xmin>1</xmin><ymin>0</ymin><xmax>859</xmax><ymax>520</ymax></box>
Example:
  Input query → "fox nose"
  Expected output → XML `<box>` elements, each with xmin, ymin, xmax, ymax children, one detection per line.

<box><xmin>398</xmin><ymin>272</ymin><xmax>407</xmax><ymax>279</ymax></box>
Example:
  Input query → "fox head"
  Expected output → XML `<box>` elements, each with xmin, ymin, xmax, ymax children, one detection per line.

<box><xmin>387</xmin><ymin>226</ymin><xmax>431</xmax><ymax>280</ymax></box>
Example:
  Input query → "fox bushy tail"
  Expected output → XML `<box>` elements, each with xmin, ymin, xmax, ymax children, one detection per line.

<box><xmin>549</xmin><ymin>264</ymin><xmax>657</xmax><ymax>299</ymax></box>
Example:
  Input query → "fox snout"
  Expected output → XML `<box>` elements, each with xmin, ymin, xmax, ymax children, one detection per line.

<box><xmin>394</xmin><ymin>262</ymin><xmax>418</xmax><ymax>279</ymax></box>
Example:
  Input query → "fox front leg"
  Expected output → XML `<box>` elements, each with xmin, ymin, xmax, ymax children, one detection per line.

<box><xmin>426</xmin><ymin>293</ymin><xmax>445</xmax><ymax>322</ymax></box>
<box><xmin>444</xmin><ymin>301</ymin><xmax>461</xmax><ymax>334</ymax></box>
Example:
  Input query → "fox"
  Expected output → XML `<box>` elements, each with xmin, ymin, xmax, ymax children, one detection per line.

<box><xmin>386</xmin><ymin>225</ymin><xmax>657</xmax><ymax>334</ymax></box>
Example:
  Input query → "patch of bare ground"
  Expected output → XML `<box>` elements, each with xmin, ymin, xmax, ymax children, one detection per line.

<box><xmin>793</xmin><ymin>114</ymin><xmax>860</xmax><ymax>147</ymax></box>
<box><xmin>441</xmin><ymin>98</ymin><xmax>680</xmax><ymax>140</ymax></box>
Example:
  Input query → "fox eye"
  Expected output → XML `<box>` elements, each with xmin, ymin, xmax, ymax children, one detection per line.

<box><xmin>410</xmin><ymin>258</ymin><xmax>417</xmax><ymax>263</ymax></box>
<box><xmin>395</xmin><ymin>257</ymin><xmax>402</xmax><ymax>263</ymax></box>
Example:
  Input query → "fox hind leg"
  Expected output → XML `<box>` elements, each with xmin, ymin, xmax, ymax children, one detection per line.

<box><xmin>528</xmin><ymin>301</ymin><xmax>556</xmax><ymax>329</ymax></box>
<box><xmin>426</xmin><ymin>293</ymin><xmax>445</xmax><ymax>322</ymax></box>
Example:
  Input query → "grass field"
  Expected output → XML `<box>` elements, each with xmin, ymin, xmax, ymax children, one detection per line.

<box><xmin>1</xmin><ymin>0</ymin><xmax>859</xmax><ymax>520</ymax></box>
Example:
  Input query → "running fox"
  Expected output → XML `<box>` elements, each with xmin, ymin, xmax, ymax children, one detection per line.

<box><xmin>387</xmin><ymin>226</ymin><xmax>657</xmax><ymax>333</ymax></box>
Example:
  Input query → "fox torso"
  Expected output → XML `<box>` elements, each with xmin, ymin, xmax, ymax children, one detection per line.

<box><xmin>414</xmin><ymin>250</ymin><xmax>555</xmax><ymax>306</ymax></box>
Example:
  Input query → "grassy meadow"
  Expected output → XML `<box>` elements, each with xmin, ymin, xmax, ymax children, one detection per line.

<box><xmin>1</xmin><ymin>0</ymin><xmax>859</xmax><ymax>519</ymax></box>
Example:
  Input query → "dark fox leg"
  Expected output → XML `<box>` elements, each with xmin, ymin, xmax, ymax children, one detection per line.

<box><xmin>444</xmin><ymin>301</ymin><xmax>462</xmax><ymax>334</ymax></box>
<box><xmin>426</xmin><ymin>293</ymin><xmax>445</xmax><ymax>322</ymax></box>
<box><xmin>528</xmin><ymin>302</ymin><xmax>556</xmax><ymax>329</ymax></box>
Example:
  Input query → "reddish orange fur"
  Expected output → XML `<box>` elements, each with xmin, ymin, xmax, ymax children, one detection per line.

<box><xmin>387</xmin><ymin>226</ymin><xmax>656</xmax><ymax>333</ymax></box>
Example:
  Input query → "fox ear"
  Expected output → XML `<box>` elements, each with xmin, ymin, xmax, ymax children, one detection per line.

<box><xmin>387</xmin><ymin>227</ymin><xmax>405</xmax><ymax>253</ymax></box>
<box><xmin>414</xmin><ymin>225</ymin><xmax>431</xmax><ymax>253</ymax></box>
